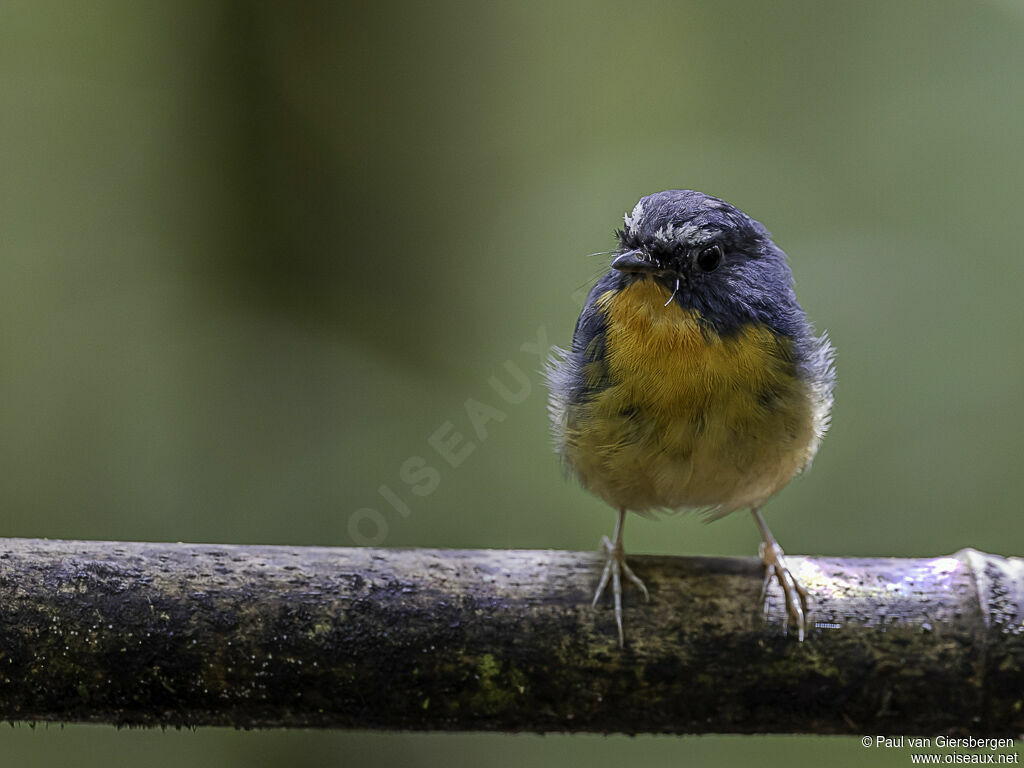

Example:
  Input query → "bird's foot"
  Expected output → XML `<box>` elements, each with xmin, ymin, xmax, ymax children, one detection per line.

<box><xmin>759</xmin><ymin>540</ymin><xmax>809</xmax><ymax>641</ymax></box>
<box><xmin>593</xmin><ymin>535</ymin><xmax>649</xmax><ymax>647</ymax></box>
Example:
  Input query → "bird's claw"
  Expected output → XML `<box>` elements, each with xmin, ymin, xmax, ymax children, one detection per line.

<box><xmin>759</xmin><ymin>540</ymin><xmax>809</xmax><ymax>641</ymax></box>
<box><xmin>593</xmin><ymin>535</ymin><xmax>649</xmax><ymax>647</ymax></box>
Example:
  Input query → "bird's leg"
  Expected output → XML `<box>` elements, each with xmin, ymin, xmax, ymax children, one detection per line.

<box><xmin>593</xmin><ymin>508</ymin><xmax>649</xmax><ymax>646</ymax></box>
<box><xmin>751</xmin><ymin>507</ymin><xmax>809</xmax><ymax>641</ymax></box>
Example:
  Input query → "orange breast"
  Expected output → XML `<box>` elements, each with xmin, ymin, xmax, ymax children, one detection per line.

<box><xmin>563</xmin><ymin>278</ymin><xmax>818</xmax><ymax>513</ymax></box>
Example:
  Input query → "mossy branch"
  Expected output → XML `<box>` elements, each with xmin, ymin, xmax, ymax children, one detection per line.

<box><xmin>0</xmin><ymin>538</ymin><xmax>1021</xmax><ymax>734</ymax></box>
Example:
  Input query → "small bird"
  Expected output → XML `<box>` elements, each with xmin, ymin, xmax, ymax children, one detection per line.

<box><xmin>546</xmin><ymin>190</ymin><xmax>834</xmax><ymax>646</ymax></box>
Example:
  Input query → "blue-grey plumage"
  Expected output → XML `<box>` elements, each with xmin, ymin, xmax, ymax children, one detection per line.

<box><xmin>546</xmin><ymin>190</ymin><xmax>835</xmax><ymax>646</ymax></box>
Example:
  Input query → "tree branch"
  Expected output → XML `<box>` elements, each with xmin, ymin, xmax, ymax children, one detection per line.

<box><xmin>0</xmin><ymin>538</ymin><xmax>1020</xmax><ymax>734</ymax></box>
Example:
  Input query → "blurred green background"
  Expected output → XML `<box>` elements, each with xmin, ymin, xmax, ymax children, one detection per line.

<box><xmin>2</xmin><ymin>0</ymin><xmax>1022</xmax><ymax>765</ymax></box>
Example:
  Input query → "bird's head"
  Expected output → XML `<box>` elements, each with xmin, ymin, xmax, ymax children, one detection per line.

<box><xmin>611</xmin><ymin>189</ymin><xmax>802</xmax><ymax>336</ymax></box>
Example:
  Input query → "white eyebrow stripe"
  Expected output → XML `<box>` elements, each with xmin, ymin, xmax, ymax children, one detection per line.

<box><xmin>651</xmin><ymin>222</ymin><xmax>702</xmax><ymax>244</ymax></box>
<box><xmin>624</xmin><ymin>201</ymin><xmax>724</xmax><ymax>246</ymax></box>
<box><xmin>623</xmin><ymin>201</ymin><xmax>645</xmax><ymax>237</ymax></box>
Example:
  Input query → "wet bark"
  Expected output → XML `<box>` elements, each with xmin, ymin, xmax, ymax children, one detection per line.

<box><xmin>0</xmin><ymin>538</ymin><xmax>1021</xmax><ymax>735</ymax></box>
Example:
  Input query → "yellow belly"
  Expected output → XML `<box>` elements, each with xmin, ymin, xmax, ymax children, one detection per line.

<box><xmin>564</xmin><ymin>278</ymin><xmax>818</xmax><ymax>513</ymax></box>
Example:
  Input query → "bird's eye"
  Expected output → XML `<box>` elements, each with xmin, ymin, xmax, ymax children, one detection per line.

<box><xmin>696</xmin><ymin>244</ymin><xmax>723</xmax><ymax>272</ymax></box>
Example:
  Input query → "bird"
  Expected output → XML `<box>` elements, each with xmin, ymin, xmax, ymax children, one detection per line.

<box><xmin>546</xmin><ymin>189</ymin><xmax>835</xmax><ymax>646</ymax></box>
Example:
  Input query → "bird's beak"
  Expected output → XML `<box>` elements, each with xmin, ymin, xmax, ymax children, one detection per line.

<box><xmin>611</xmin><ymin>249</ymin><xmax>659</xmax><ymax>274</ymax></box>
